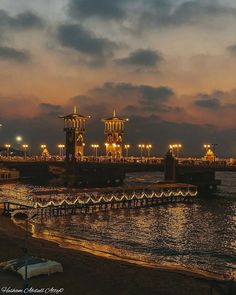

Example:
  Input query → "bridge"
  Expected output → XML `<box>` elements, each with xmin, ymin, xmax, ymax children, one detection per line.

<box><xmin>0</xmin><ymin>155</ymin><xmax>230</xmax><ymax>192</ymax></box>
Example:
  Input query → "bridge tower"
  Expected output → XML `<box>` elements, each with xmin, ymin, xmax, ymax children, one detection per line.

<box><xmin>102</xmin><ymin>110</ymin><xmax>129</xmax><ymax>159</ymax></box>
<box><xmin>60</xmin><ymin>106</ymin><xmax>90</xmax><ymax>163</ymax></box>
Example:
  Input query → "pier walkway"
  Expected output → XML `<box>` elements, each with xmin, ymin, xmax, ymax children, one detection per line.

<box><xmin>0</xmin><ymin>183</ymin><xmax>197</xmax><ymax>217</ymax></box>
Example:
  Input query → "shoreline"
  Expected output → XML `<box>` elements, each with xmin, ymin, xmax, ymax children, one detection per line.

<box><xmin>0</xmin><ymin>213</ymin><xmax>235</xmax><ymax>295</ymax></box>
<box><xmin>29</xmin><ymin>224</ymin><xmax>231</xmax><ymax>283</ymax></box>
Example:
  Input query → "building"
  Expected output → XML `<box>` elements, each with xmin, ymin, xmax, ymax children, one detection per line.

<box><xmin>60</xmin><ymin>107</ymin><xmax>90</xmax><ymax>163</ymax></box>
<box><xmin>204</xmin><ymin>148</ymin><xmax>216</xmax><ymax>161</ymax></box>
<box><xmin>102</xmin><ymin>110</ymin><xmax>128</xmax><ymax>158</ymax></box>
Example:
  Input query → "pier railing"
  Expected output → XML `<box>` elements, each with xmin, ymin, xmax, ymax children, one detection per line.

<box><xmin>0</xmin><ymin>183</ymin><xmax>197</xmax><ymax>217</ymax></box>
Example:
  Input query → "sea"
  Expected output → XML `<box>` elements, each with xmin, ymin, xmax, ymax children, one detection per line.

<box><xmin>1</xmin><ymin>171</ymin><xmax>236</xmax><ymax>279</ymax></box>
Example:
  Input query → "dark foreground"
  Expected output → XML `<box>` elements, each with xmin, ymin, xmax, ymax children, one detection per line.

<box><xmin>0</xmin><ymin>212</ymin><xmax>235</xmax><ymax>295</ymax></box>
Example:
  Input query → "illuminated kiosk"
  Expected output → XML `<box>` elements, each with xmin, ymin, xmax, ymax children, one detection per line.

<box><xmin>60</xmin><ymin>107</ymin><xmax>90</xmax><ymax>163</ymax></box>
<box><xmin>204</xmin><ymin>148</ymin><xmax>216</xmax><ymax>161</ymax></box>
<box><xmin>102</xmin><ymin>110</ymin><xmax>128</xmax><ymax>159</ymax></box>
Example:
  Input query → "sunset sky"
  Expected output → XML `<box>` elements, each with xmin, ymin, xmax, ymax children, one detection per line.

<box><xmin>1</xmin><ymin>0</ymin><xmax>236</xmax><ymax>156</ymax></box>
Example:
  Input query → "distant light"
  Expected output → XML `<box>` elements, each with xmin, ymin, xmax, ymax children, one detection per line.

<box><xmin>40</xmin><ymin>144</ymin><xmax>46</xmax><ymax>149</ymax></box>
<box><xmin>16</xmin><ymin>136</ymin><xmax>22</xmax><ymax>142</ymax></box>
<box><xmin>5</xmin><ymin>144</ymin><xmax>11</xmax><ymax>148</ymax></box>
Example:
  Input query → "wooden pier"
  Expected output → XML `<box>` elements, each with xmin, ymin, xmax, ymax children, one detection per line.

<box><xmin>0</xmin><ymin>183</ymin><xmax>197</xmax><ymax>217</ymax></box>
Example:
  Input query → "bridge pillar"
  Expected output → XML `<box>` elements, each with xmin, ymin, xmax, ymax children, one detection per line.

<box><xmin>164</xmin><ymin>150</ymin><xmax>178</xmax><ymax>182</ymax></box>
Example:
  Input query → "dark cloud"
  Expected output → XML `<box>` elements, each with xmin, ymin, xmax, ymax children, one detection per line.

<box><xmin>0</xmin><ymin>46</ymin><xmax>30</xmax><ymax>62</ymax></box>
<box><xmin>68</xmin><ymin>0</ymin><xmax>126</xmax><ymax>20</ymax></box>
<box><xmin>116</xmin><ymin>49</ymin><xmax>163</xmax><ymax>68</ymax></box>
<box><xmin>194</xmin><ymin>97</ymin><xmax>221</xmax><ymax>109</ymax></box>
<box><xmin>193</xmin><ymin>91</ymin><xmax>236</xmax><ymax>110</ymax></box>
<box><xmin>227</xmin><ymin>44</ymin><xmax>236</xmax><ymax>55</ymax></box>
<box><xmin>86</xmin><ymin>82</ymin><xmax>176</xmax><ymax>115</ymax></box>
<box><xmin>91</xmin><ymin>82</ymin><xmax>173</xmax><ymax>100</ymax></box>
<box><xmin>67</xmin><ymin>0</ymin><xmax>236</xmax><ymax>29</ymax></box>
<box><xmin>57</xmin><ymin>23</ymin><xmax>117</xmax><ymax>63</ymax></box>
<box><xmin>166</xmin><ymin>1</ymin><xmax>236</xmax><ymax>25</ymax></box>
<box><xmin>0</xmin><ymin>10</ymin><xmax>44</xmax><ymax>30</ymax></box>
<box><xmin>39</xmin><ymin>103</ymin><xmax>63</xmax><ymax>115</ymax></box>
<box><xmin>138</xmin><ymin>85</ymin><xmax>174</xmax><ymax>107</ymax></box>
<box><xmin>138</xmin><ymin>0</ymin><xmax>236</xmax><ymax>28</ymax></box>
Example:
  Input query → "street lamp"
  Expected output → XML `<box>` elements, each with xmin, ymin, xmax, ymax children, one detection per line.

<box><xmin>4</xmin><ymin>144</ymin><xmax>11</xmax><ymax>158</ymax></box>
<box><xmin>16</xmin><ymin>136</ymin><xmax>22</xmax><ymax>142</ymax></box>
<box><xmin>91</xmin><ymin>144</ymin><xmax>99</xmax><ymax>157</ymax></box>
<box><xmin>16</xmin><ymin>136</ymin><xmax>22</xmax><ymax>150</ymax></box>
<box><xmin>146</xmin><ymin>144</ymin><xmax>152</xmax><ymax>158</ymax></box>
<box><xmin>203</xmin><ymin>144</ymin><xmax>211</xmax><ymax>151</ymax></box>
<box><xmin>124</xmin><ymin>144</ymin><xmax>130</xmax><ymax>157</ymax></box>
<box><xmin>57</xmin><ymin>144</ymin><xmax>65</xmax><ymax>158</ymax></box>
<box><xmin>22</xmin><ymin>144</ymin><xmax>28</xmax><ymax>160</ymax></box>
<box><xmin>169</xmin><ymin>143</ymin><xmax>182</xmax><ymax>157</ymax></box>
<box><xmin>176</xmin><ymin>144</ymin><xmax>182</xmax><ymax>158</ymax></box>
<box><xmin>138</xmin><ymin>144</ymin><xmax>145</xmax><ymax>158</ymax></box>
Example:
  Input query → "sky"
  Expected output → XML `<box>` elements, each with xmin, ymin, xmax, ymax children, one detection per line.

<box><xmin>0</xmin><ymin>0</ymin><xmax>236</xmax><ymax>156</ymax></box>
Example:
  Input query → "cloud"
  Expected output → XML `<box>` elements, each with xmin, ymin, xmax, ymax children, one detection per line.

<box><xmin>39</xmin><ymin>103</ymin><xmax>63</xmax><ymax>115</ymax></box>
<box><xmin>0</xmin><ymin>46</ymin><xmax>30</xmax><ymax>62</ymax></box>
<box><xmin>194</xmin><ymin>97</ymin><xmax>221</xmax><ymax>109</ymax></box>
<box><xmin>227</xmin><ymin>44</ymin><xmax>236</xmax><ymax>55</ymax></box>
<box><xmin>140</xmin><ymin>0</ymin><xmax>236</xmax><ymax>26</ymax></box>
<box><xmin>116</xmin><ymin>48</ymin><xmax>163</xmax><ymax>69</ymax></box>
<box><xmin>68</xmin><ymin>0</ymin><xmax>126</xmax><ymax>20</ymax></box>
<box><xmin>0</xmin><ymin>10</ymin><xmax>44</xmax><ymax>30</ymax></box>
<box><xmin>138</xmin><ymin>85</ymin><xmax>174</xmax><ymax>107</ymax></box>
<box><xmin>193</xmin><ymin>90</ymin><xmax>236</xmax><ymax>110</ymax></box>
<box><xmin>57</xmin><ymin>23</ymin><xmax>117</xmax><ymax>63</ymax></box>
<box><xmin>164</xmin><ymin>1</ymin><xmax>236</xmax><ymax>25</ymax></box>
<box><xmin>66</xmin><ymin>1</ymin><xmax>236</xmax><ymax>30</ymax></box>
<box><xmin>83</xmin><ymin>82</ymin><xmax>177</xmax><ymax>116</ymax></box>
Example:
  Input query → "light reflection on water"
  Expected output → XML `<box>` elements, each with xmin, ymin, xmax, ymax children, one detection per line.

<box><xmin>1</xmin><ymin>172</ymin><xmax>236</xmax><ymax>278</ymax></box>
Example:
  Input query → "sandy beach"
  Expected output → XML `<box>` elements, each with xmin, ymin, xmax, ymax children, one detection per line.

<box><xmin>0</xmin><ymin>212</ymin><xmax>235</xmax><ymax>295</ymax></box>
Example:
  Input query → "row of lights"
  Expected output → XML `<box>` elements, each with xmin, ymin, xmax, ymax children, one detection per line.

<box><xmin>3</xmin><ymin>139</ymin><xmax>217</xmax><ymax>159</ymax></box>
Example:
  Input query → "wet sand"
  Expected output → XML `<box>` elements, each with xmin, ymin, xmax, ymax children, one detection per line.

<box><xmin>0</xmin><ymin>213</ymin><xmax>235</xmax><ymax>295</ymax></box>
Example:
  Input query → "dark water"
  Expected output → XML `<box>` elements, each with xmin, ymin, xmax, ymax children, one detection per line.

<box><xmin>2</xmin><ymin>172</ymin><xmax>236</xmax><ymax>278</ymax></box>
